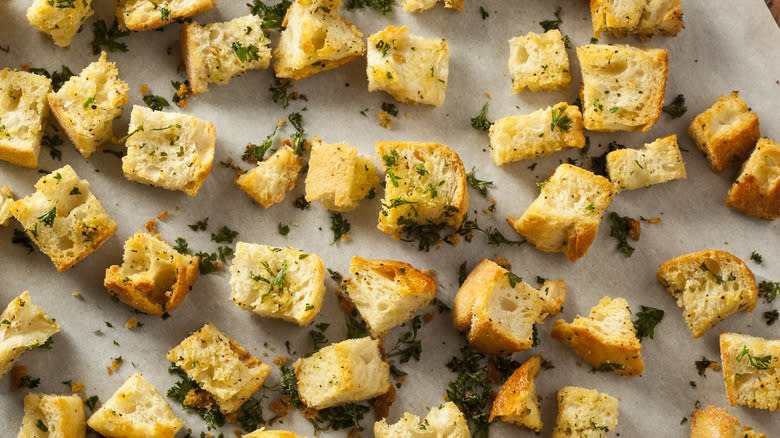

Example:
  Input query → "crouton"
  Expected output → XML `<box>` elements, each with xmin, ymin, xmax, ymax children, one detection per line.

<box><xmin>47</xmin><ymin>52</ymin><xmax>129</xmax><ymax>159</ymax></box>
<box><xmin>374</xmin><ymin>402</ymin><xmax>469</xmax><ymax>438</ymax></box>
<box><xmin>551</xmin><ymin>296</ymin><xmax>644</xmax><ymax>376</ymax></box>
<box><xmin>552</xmin><ymin>386</ymin><xmax>619</xmax><ymax>438</ymax></box>
<box><xmin>656</xmin><ymin>250</ymin><xmax>757</xmax><ymax>338</ymax></box>
<box><xmin>17</xmin><ymin>393</ymin><xmax>86</xmax><ymax>438</ymax></box>
<box><xmin>293</xmin><ymin>337</ymin><xmax>390</xmax><ymax>409</ymax></box>
<box><xmin>273</xmin><ymin>0</ymin><xmax>365</xmax><ymax>80</ymax></box>
<box><xmin>401</xmin><ymin>0</ymin><xmax>464</xmax><ymax>12</ymax></box>
<box><xmin>304</xmin><ymin>137</ymin><xmax>378</xmax><ymax>211</ymax></box>
<box><xmin>367</xmin><ymin>26</ymin><xmax>449</xmax><ymax>106</ymax></box>
<box><xmin>690</xmin><ymin>405</ymin><xmax>766</xmax><ymax>438</ymax></box>
<box><xmin>243</xmin><ymin>431</ymin><xmax>307</xmax><ymax>438</ymax></box>
<box><xmin>489</xmin><ymin>103</ymin><xmax>585</xmax><ymax>165</ymax></box>
<box><xmin>606</xmin><ymin>134</ymin><xmax>686</xmax><ymax>191</ymax></box>
<box><xmin>489</xmin><ymin>354</ymin><xmax>543</xmax><ymax>432</ymax></box>
<box><xmin>0</xmin><ymin>69</ymin><xmax>52</xmax><ymax>168</ymax></box>
<box><xmin>115</xmin><ymin>0</ymin><xmax>217</xmax><ymax>31</ymax></box>
<box><xmin>508</xmin><ymin>29</ymin><xmax>571</xmax><ymax>92</ymax></box>
<box><xmin>725</xmin><ymin>137</ymin><xmax>779</xmax><ymax>220</ymax></box>
<box><xmin>229</xmin><ymin>242</ymin><xmax>326</xmax><ymax>326</ymax></box>
<box><xmin>26</xmin><ymin>0</ymin><xmax>95</xmax><ymax>47</ymax></box>
<box><xmin>453</xmin><ymin>259</ymin><xmax>566</xmax><ymax>354</ymax></box>
<box><xmin>182</xmin><ymin>15</ymin><xmax>272</xmax><ymax>95</ymax></box>
<box><xmin>121</xmin><ymin>105</ymin><xmax>216</xmax><ymax>196</ymax></box>
<box><xmin>237</xmin><ymin>146</ymin><xmax>305</xmax><ymax>208</ymax></box>
<box><xmin>577</xmin><ymin>44</ymin><xmax>668</xmax><ymax>132</ymax></box>
<box><xmin>590</xmin><ymin>0</ymin><xmax>684</xmax><ymax>41</ymax></box>
<box><xmin>688</xmin><ymin>92</ymin><xmax>760</xmax><ymax>172</ymax></box>
<box><xmin>341</xmin><ymin>257</ymin><xmax>437</xmax><ymax>337</ymax></box>
<box><xmin>104</xmin><ymin>231</ymin><xmax>199</xmax><ymax>315</ymax></box>
<box><xmin>12</xmin><ymin>165</ymin><xmax>117</xmax><ymax>272</ymax></box>
<box><xmin>719</xmin><ymin>332</ymin><xmax>780</xmax><ymax>411</ymax></box>
<box><xmin>508</xmin><ymin>164</ymin><xmax>615</xmax><ymax>262</ymax></box>
<box><xmin>0</xmin><ymin>186</ymin><xmax>13</xmax><ymax>226</ymax></box>
<box><xmin>0</xmin><ymin>292</ymin><xmax>60</xmax><ymax>380</ymax></box>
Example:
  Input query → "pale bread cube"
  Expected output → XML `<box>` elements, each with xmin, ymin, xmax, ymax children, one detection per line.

<box><xmin>508</xmin><ymin>164</ymin><xmax>615</xmax><ymax>262</ymax></box>
<box><xmin>48</xmin><ymin>52</ymin><xmax>129</xmax><ymax>158</ymax></box>
<box><xmin>236</xmin><ymin>146</ymin><xmax>305</xmax><ymax>208</ymax></box>
<box><xmin>121</xmin><ymin>105</ymin><xmax>216</xmax><ymax>196</ymax></box>
<box><xmin>725</xmin><ymin>138</ymin><xmax>780</xmax><ymax>220</ymax></box>
<box><xmin>606</xmin><ymin>134</ymin><xmax>686</xmax><ymax>191</ymax></box>
<box><xmin>243</xmin><ymin>431</ymin><xmax>307</xmax><ymax>438</ymax></box>
<box><xmin>374</xmin><ymin>402</ymin><xmax>469</xmax><ymax>438</ymax></box>
<box><xmin>376</xmin><ymin>141</ymin><xmax>468</xmax><ymax>235</ymax></box>
<box><xmin>166</xmin><ymin>323</ymin><xmax>271</xmax><ymax>414</ymax></box>
<box><xmin>690</xmin><ymin>405</ymin><xmax>766</xmax><ymax>438</ymax></box>
<box><xmin>229</xmin><ymin>242</ymin><xmax>326</xmax><ymax>326</ymax></box>
<box><xmin>551</xmin><ymin>296</ymin><xmax>644</xmax><ymax>376</ymax></box>
<box><xmin>12</xmin><ymin>165</ymin><xmax>117</xmax><ymax>272</ymax></box>
<box><xmin>86</xmin><ymin>373</ymin><xmax>184</xmax><ymax>438</ymax></box>
<box><xmin>26</xmin><ymin>0</ymin><xmax>95</xmax><ymax>47</ymax></box>
<box><xmin>273</xmin><ymin>0</ymin><xmax>365</xmax><ymax>80</ymax></box>
<box><xmin>293</xmin><ymin>337</ymin><xmax>391</xmax><ymax>409</ymax></box>
<box><xmin>0</xmin><ymin>185</ymin><xmax>13</xmax><ymax>226</ymax></box>
<box><xmin>590</xmin><ymin>0</ymin><xmax>684</xmax><ymax>41</ymax></box>
<box><xmin>688</xmin><ymin>92</ymin><xmax>760</xmax><ymax>172</ymax></box>
<box><xmin>552</xmin><ymin>386</ymin><xmax>618</xmax><ymax>438</ymax></box>
<box><xmin>17</xmin><ymin>393</ymin><xmax>86</xmax><ymax>438</ymax></box>
<box><xmin>115</xmin><ymin>0</ymin><xmax>217</xmax><ymax>31</ymax></box>
<box><xmin>367</xmin><ymin>26</ymin><xmax>449</xmax><ymax>106</ymax></box>
<box><xmin>453</xmin><ymin>259</ymin><xmax>566</xmax><ymax>354</ymax></box>
<box><xmin>577</xmin><ymin>44</ymin><xmax>668</xmax><ymax>132</ymax></box>
<box><xmin>341</xmin><ymin>256</ymin><xmax>437</xmax><ymax>337</ymax></box>
<box><xmin>182</xmin><ymin>15</ymin><xmax>272</xmax><ymax>95</ymax></box>
<box><xmin>304</xmin><ymin>137</ymin><xmax>378</xmax><ymax>212</ymax></box>
<box><xmin>508</xmin><ymin>29</ymin><xmax>571</xmax><ymax>92</ymax></box>
<box><xmin>720</xmin><ymin>332</ymin><xmax>780</xmax><ymax>411</ymax></box>
<box><xmin>489</xmin><ymin>103</ymin><xmax>585</xmax><ymax>165</ymax></box>
<box><xmin>0</xmin><ymin>69</ymin><xmax>52</xmax><ymax>168</ymax></box>
<box><xmin>489</xmin><ymin>354</ymin><xmax>543</xmax><ymax>432</ymax></box>
<box><xmin>104</xmin><ymin>231</ymin><xmax>199</xmax><ymax>315</ymax></box>
<box><xmin>0</xmin><ymin>292</ymin><xmax>60</xmax><ymax>380</ymax></box>
<box><xmin>656</xmin><ymin>250</ymin><xmax>757</xmax><ymax>338</ymax></box>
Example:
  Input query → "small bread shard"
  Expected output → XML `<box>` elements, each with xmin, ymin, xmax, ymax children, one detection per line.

<box><xmin>0</xmin><ymin>292</ymin><xmax>60</xmax><ymax>380</ymax></box>
<box><xmin>237</xmin><ymin>146</ymin><xmax>305</xmax><ymax>208</ymax></box>
<box><xmin>0</xmin><ymin>185</ymin><xmax>14</xmax><ymax>226</ymax></box>
<box><xmin>489</xmin><ymin>354</ymin><xmax>543</xmax><ymax>432</ymax></box>
<box><xmin>606</xmin><ymin>134</ymin><xmax>686</xmax><ymax>191</ymax></box>
<box><xmin>725</xmin><ymin>137</ymin><xmax>779</xmax><ymax>220</ymax></box>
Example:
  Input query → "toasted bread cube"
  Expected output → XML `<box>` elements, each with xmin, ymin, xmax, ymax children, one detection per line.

<box><xmin>606</xmin><ymin>134</ymin><xmax>686</xmax><ymax>191</ymax></box>
<box><xmin>26</xmin><ymin>0</ymin><xmax>94</xmax><ymax>47</ymax></box>
<box><xmin>551</xmin><ymin>296</ymin><xmax>644</xmax><ymax>376</ymax></box>
<box><xmin>720</xmin><ymin>332</ymin><xmax>780</xmax><ymax>411</ymax></box>
<box><xmin>0</xmin><ymin>292</ymin><xmax>60</xmax><ymax>379</ymax></box>
<box><xmin>508</xmin><ymin>30</ymin><xmax>571</xmax><ymax>93</ymax></box>
<box><xmin>341</xmin><ymin>257</ymin><xmax>437</xmax><ymax>337</ymax></box>
<box><xmin>104</xmin><ymin>231</ymin><xmax>199</xmax><ymax>315</ymax></box>
<box><xmin>294</xmin><ymin>337</ymin><xmax>390</xmax><ymax>409</ymax></box>
<box><xmin>122</xmin><ymin>105</ymin><xmax>216</xmax><ymax>196</ymax></box>
<box><xmin>86</xmin><ymin>373</ymin><xmax>184</xmax><ymax>438</ymax></box>
<box><xmin>166</xmin><ymin>323</ymin><xmax>271</xmax><ymax>414</ymax></box>
<box><xmin>237</xmin><ymin>146</ymin><xmax>305</xmax><ymax>208</ymax></box>
<box><xmin>374</xmin><ymin>402</ymin><xmax>469</xmax><ymax>438</ymax></box>
<box><xmin>12</xmin><ymin>165</ymin><xmax>117</xmax><ymax>272</ymax></box>
<box><xmin>273</xmin><ymin>0</ymin><xmax>365</xmax><ymax>80</ymax></box>
<box><xmin>376</xmin><ymin>141</ymin><xmax>468</xmax><ymax>236</ymax></box>
<box><xmin>690</xmin><ymin>405</ymin><xmax>766</xmax><ymax>438</ymax></box>
<box><xmin>590</xmin><ymin>0</ymin><xmax>684</xmax><ymax>41</ymax></box>
<box><xmin>577</xmin><ymin>44</ymin><xmax>668</xmax><ymax>132</ymax></box>
<box><xmin>453</xmin><ymin>259</ymin><xmax>566</xmax><ymax>354</ymax></box>
<box><xmin>244</xmin><ymin>431</ymin><xmax>307</xmax><ymax>438</ymax></box>
<box><xmin>229</xmin><ymin>242</ymin><xmax>326</xmax><ymax>326</ymax></box>
<box><xmin>367</xmin><ymin>26</ymin><xmax>449</xmax><ymax>106</ymax></box>
<box><xmin>115</xmin><ymin>0</ymin><xmax>217</xmax><ymax>31</ymax></box>
<box><xmin>0</xmin><ymin>186</ymin><xmax>13</xmax><ymax>226</ymax></box>
<box><xmin>48</xmin><ymin>52</ymin><xmax>129</xmax><ymax>159</ymax></box>
<box><xmin>689</xmin><ymin>92</ymin><xmax>760</xmax><ymax>172</ymax></box>
<box><xmin>725</xmin><ymin>138</ymin><xmax>780</xmax><ymax>220</ymax></box>
<box><xmin>304</xmin><ymin>137</ymin><xmax>378</xmax><ymax>211</ymax></box>
<box><xmin>552</xmin><ymin>386</ymin><xmax>618</xmax><ymax>438</ymax></box>
<box><xmin>18</xmin><ymin>393</ymin><xmax>86</xmax><ymax>438</ymax></box>
<box><xmin>489</xmin><ymin>354</ymin><xmax>543</xmax><ymax>432</ymax></box>
<box><xmin>401</xmin><ymin>0</ymin><xmax>464</xmax><ymax>12</ymax></box>
<box><xmin>182</xmin><ymin>15</ymin><xmax>271</xmax><ymax>95</ymax></box>
<box><xmin>0</xmin><ymin>70</ymin><xmax>52</xmax><ymax>168</ymax></box>
<box><xmin>489</xmin><ymin>103</ymin><xmax>585</xmax><ymax>165</ymax></box>
<box><xmin>508</xmin><ymin>164</ymin><xmax>615</xmax><ymax>262</ymax></box>
<box><xmin>656</xmin><ymin>250</ymin><xmax>757</xmax><ymax>338</ymax></box>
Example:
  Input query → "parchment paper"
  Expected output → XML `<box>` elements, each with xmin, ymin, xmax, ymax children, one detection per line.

<box><xmin>0</xmin><ymin>0</ymin><xmax>778</xmax><ymax>436</ymax></box>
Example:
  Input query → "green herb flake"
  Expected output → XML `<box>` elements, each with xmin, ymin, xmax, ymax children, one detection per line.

<box><xmin>736</xmin><ymin>345</ymin><xmax>772</xmax><ymax>370</ymax></box>
<box><xmin>633</xmin><ymin>306</ymin><xmax>664</xmax><ymax>340</ymax></box>
<box><xmin>699</xmin><ymin>262</ymin><xmax>724</xmax><ymax>284</ymax></box>
<box><xmin>143</xmin><ymin>94</ymin><xmax>170</xmax><ymax>111</ymax></box>
<box><xmin>750</xmin><ymin>251</ymin><xmax>763</xmax><ymax>264</ymax></box>
<box><xmin>539</xmin><ymin>6</ymin><xmax>562</xmax><ymax>31</ymax></box>
<box><xmin>608</xmin><ymin>212</ymin><xmax>636</xmax><ymax>257</ymax></box>
<box><xmin>662</xmin><ymin>94</ymin><xmax>687</xmax><ymax>119</ymax></box>
<box><xmin>466</xmin><ymin>167</ymin><xmax>494</xmax><ymax>197</ymax></box>
<box><xmin>550</xmin><ymin>106</ymin><xmax>572</xmax><ymax>132</ymax></box>
<box><xmin>248</xmin><ymin>0</ymin><xmax>292</xmax><ymax>30</ymax></box>
<box><xmin>470</xmin><ymin>102</ymin><xmax>492</xmax><ymax>131</ymax></box>
<box><xmin>505</xmin><ymin>271</ymin><xmax>522</xmax><ymax>288</ymax></box>
<box><xmin>330</xmin><ymin>213</ymin><xmax>350</xmax><ymax>243</ymax></box>
<box><xmin>232</xmin><ymin>42</ymin><xmax>261</xmax><ymax>63</ymax></box>
<box><xmin>90</xmin><ymin>19</ymin><xmax>130</xmax><ymax>53</ymax></box>
<box><xmin>278</xmin><ymin>223</ymin><xmax>290</xmax><ymax>236</ymax></box>
<box><xmin>82</xmin><ymin>96</ymin><xmax>96</xmax><ymax>109</ymax></box>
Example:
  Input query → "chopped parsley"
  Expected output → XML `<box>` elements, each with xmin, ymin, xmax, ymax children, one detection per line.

<box><xmin>308</xmin><ymin>323</ymin><xmax>329</xmax><ymax>353</ymax></box>
<box><xmin>28</xmin><ymin>66</ymin><xmax>74</xmax><ymax>92</ymax></box>
<box><xmin>758</xmin><ymin>280</ymin><xmax>778</xmax><ymax>303</ymax></box>
<box><xmin>248</xmin><ymin>0</ymin><xmax>292</xmax><ymax>30</ymax></box>
<box><xmin>458</xmin><ymin>261</ymin><xmax>468</xmax><ymax>286</ymax></box>
<box><xmin>466</xmin><ymin>167</ymin><xmax>494</xmax><ymax>197</ymax></box>
<box><xmin>90</xmin><ymin>19</ymin><xmax>130</xmax><ymax>54</ymax></box>
<box><xmin>211</xmin><ymin>226</ymin><xmax>238</xmax><ymax>244</ymax></box>
<box><xmin>608</xmin><ymin>212</ymin><xmax>636</xmax><ymax>257</ymax></box>
<box><xmin>35</xmin><ymin>419</ymin><xmax>48</xmax><ymax>432</ymax></box>
<box><xmin>633</xmin><ymin>306</ymin><xmax>664</xmax><ymax>340</ymax></box>
<box><xmin>243</xmin><ymin>122</ymin><xmax>279</xmax><ymax>162</ymax></box>
<box><xmin>381</xmin><ymin>102</ymin><xmax>398</xmax><ymax>116</ymax></box>
<box><xmin>504</xmin><ymin>271</ymin><xmax>522</xmax><ymax>288</ymax></box>
<box><xmin>662</xmin><ymin>94</ymin><xmax>687</xmax><ymax>119</ymax></box>
<box><xmin>195</xmin><ymin>251</ymin><xmax>220</xmax><ymax>274</ymax></box>
<box><xmin>19</xmin><ymin>375</ymin><xmax>40</xmax><ymax>389</ymax></box>
<box><xmin>590</xmin><ymin>141</ymin><xmax>625</xmax><ymax>176</ymax></box>
<box><xmin>288</xmin><ymin>112</ymin><xmax>305</xmax><ymax>155</ymax></box>
<box><xmin>330</xmin><ymin>213</ymin><xmax>350</xmax><ymax>243</ymax></box>
<box><xmin>237</xmin><ymin>397</ymin><xmax>268</xmax><ymax>432</ymax></box>
<box><xmin>387</xmin><ymin>316</ymin><xmax>422</xmax><ymax>364</ymax></box>
<box><xmin>749</xmin><ymin>251</ymin><xmax>763</xmax><ymax>264</ymax></box>
<box><xmin>12</xmin><ymin>230</ymin><xmax>34</xmax><ymax>253</ymax></box>
<box><xmin>82</xmin><ymin>96</ymin><xmax>96</xmax><ymax>109</ymax></box>
<box><xmin>446</xmin><ymin>347</ymin><xmax>492</xmax><ymax>438</ymax></box>
<box><xmin>189</xmin><ymin>218</ymin><xmax>209</xmax><ymax>231</ymax></box>
<box><xmin>699</xmin><ymin>262</ymin><xmax>724</xmax><ymax>284</ymax></box>
<box><xmin>85</xmin><ymin>395</ymin><xmax>99</xmax><ymax>410</ymax></box>
<box><xmin>278</xmin><ymin>223</ymin><xmax>290</xmax><ymax>236</ymax></box>
<box><xmin>279</xmin><ymin>365</ymin><xmax>303</xmax><ymax>407</ymax></box>
<box><xmin>167</xmin><ymin>363</ymin><xmax>225</xmax><ymax>430</ymax></box>
<box><xmin>269</xmin><ymin>79</ymin><xmax>291</xmax><ymax>108</ymax></box>
<box><xmin>736</xmin><ymin>345</ymin><xmax>772</xmax><ymax>370</ymax></box>
<box><xmin>143</xmin><ymin>94</ymin><xmax>170</xmax><ymax>111</ymax></box>
<box><xmin>470</xmin><ymin>102</ymin><xmax>492</xmax><ymax>131</ymax></box>
<box><xmin>156</xmin><ymin>2</ymin><xmax>171</xmax><ymax>20</ymax></box>
<box><xmin>37</xmin><ymin>203</ymin><xmax>57</xmax><ymax>227</ymax></box>
<box><xmin>345</xmin><ymin>0</ymin><xmax>393</xmax><ymax>14</ymax></box>
<box><xmin>41</xmin><ymin>133</ymin><xmax>63</xmax><ymax>160</ymax></box>
<box><xmin>593</xmin><ymin>362</ymin><xmax>624</xmax><ymax>373</ymax></box>
<box><xmin>695</xmin><ymin>357</ymin><xmax>716</xmax><ymax>376</ymax></box>
<box><xmin>479</xmin><ymin>6</ymin><xmax>488</xmax><ymax>19</ymax></box>
<box><xmin>173</xmin><ymin>237</ymin><xmax>190</xmax><ymax>255</ymax></box>
<box><xmin>232</xmin><ymin>42</ymin><xmax>261</xmax><ymax>63</ymax></box>
<box><xmin>539</xmin><ymin>6</ymin><xmax>563</xmax><ymax>31</ymax></box>
<box><xmin>764</xmin><ymin>310</ymin><xmax>778</xmax><ymax>326</ymax></box>
<box><xmin>550</xmin><ymin>105</ymin><xmax>572</xmax><ymax>132</ymax></box>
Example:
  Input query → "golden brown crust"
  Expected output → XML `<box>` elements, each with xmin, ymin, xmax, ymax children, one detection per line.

<box><xmin>467</xmin><ymin>312</ymin><xmax>526</xmax><ymax>354</ymax></box>
<box><xmin>117</xmin><ymin>0</ymin><xmax>217</xmax><ymax>32</ymax></box>
<box><xmin>719</xmin><ymin>332</ymin><xmax>780</xmax><ymax>411</ymax></box>
<box><xmin>489</xmin><ymin>354</ymin><xmax>542</xmax><ymax>431</ymax></box>
<box><xmin>350</xmin><ymin>257</ymin><xmax>436</xmax><ymax>297</ymax></box>
<box><xmin>47</xmin><ymin>93</ymin><xmax>84</xmax><ymax>155</ymax></box>
<box><xmin>690</xmin><ymin>405</ymin><xmax>767</xmax><ymax>438</ymax></box>
<box><xmin>725</xmin><ymin>138</ymin><xmax>780</xmax><ymax>220</ymax></box>
<box><xmin>551</xmin><ymin>320</ymin><xmax>644</xmax><ymax>376</ymax></box>
<box><xmin>180</xmin><ymin>21</ymin><xmax>201</xmax><ymax>95</ymax></box>
<box><xmin>452</xmin><ymin>258</ymin><xmax>495</xmax><ymax>332</ymax></box>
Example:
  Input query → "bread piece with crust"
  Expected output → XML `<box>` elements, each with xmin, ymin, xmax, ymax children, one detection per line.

<box><xmin>27</xmin><ymin>0</ymin><xmax>94</xmax><ymax>47</ymax></box>
<box><xmin>551</xmin><ymin>296</ymin><xmax>644</xmax><ymax>376</ymax></box>
<box><xmin>401</xmin><ymin>0</ymin><xmax>464</xmax><ymax>12</ymax></box>
<box><xmin>237</xmin><ymin>146</ymin><xmax>305</xmax><ymax>208</ymax></box>
<box><xmin>606</xmin><ymin>134</ymin><xmax>686</xmax><ymax>191</ymax></box>
<box><xmin>690</xmin><ymin>405</ymin><xmax>766</xmax><ymax>438</ymax></box>
<box><xmin>304</xmin><ymin>137</ymin><xmax>378</xmax><ymax>211</ymax></box>
<box><xmin>508</xmin><ymin>164</ymin><xmax>615</xmax><ymax>262</ymax></box>
<box><xmin>590</xmin><ymin>0</ymin><xmax>684</xmax><ymax>41</ymax></box>
<box><xmin>115</xmin><ymin>0</ymin><xmax>217</xmax><ymax>31</ymax></box>
<box><xmin>719</xmin><ymin>332</ymin><xmax>780</xmax><ymax>411</ymax></box>
<box><xmin>552</xmin><ymin>386</ymin><xmax>618</xmax><ymax>438</ymax></box>
<box><xmin>508</xmin><ymin>30</ymin><xmax>571</xmax><ymax>92</ymax></box>
<box><xmin>374</xmin><ymin>402</ymin><xmax>469</xmax><ymax>438</ymax></box>
<box><xmin>0</xmin><ymin>186</ymin><xmax>14</xmax><ymax>226</ymax></box>
<box><xmin>489</xmin><ymin>354</ymin><xmax>543</xmax><ymax>432</ymax></box>
<box><xmin>17</xmin><ymin>393</ymin><xmax>86</xmax><ymax>438</ymax></box>
<box><xmin>0</xmin><ymin>292</ymin><xmax>60</xmax><ymax>380</ymax></box>
<box><xmin>243</xmin><ymin>431</ymin><xmax>307</xmax><ymax>438</ymax></box>
<box><xmin>725</xmin><ymin>137</ymin><xmax>779</xmax><ymax>220</ymax></box>
<box><xmin>0</xmin><ymin>69</ymin><xmax>52</xmax><ymax>168</ymax></box>
<box><xmin>656</xmin><ymin>250</ymin><xmax>757</xmax><ymax>338</ymax></box>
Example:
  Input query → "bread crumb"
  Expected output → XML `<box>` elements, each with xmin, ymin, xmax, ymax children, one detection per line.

<box><xmin>20</xmin><ymin>64</ymin><xmax>32</xmax><ymax>70</ymax></box>
<box><xmin>140</xmin><ymin>84</ymin><xmax>149</xmax><ymax>94</ymax></box>
<box><xmin>373</xmin><ymin>385</ymin><xmax>396</xmax><ymax>419</ymax></box>
<box><xmin>270</xmin><ymin>396</ymin><xmax>291</xmax><ymax>417</ymax></box>
<box><xmin>71</xmin><ymin>381</ymin><xmax>85</xmax><ymax>393</ymax></box>
<box><xmin>72</xmin><ymin>291</ymin><xmax>80</xmax><ymax>297</ymax></box>
<box><xmin>143</xmin><ymin>217</ymin><xmax>157</xmax><ymax>232</ymax></box>
<box><xmin>484</xmin><ymin>92</ymin><xmax>491</xmax><ymax>99</ymax></box>
<box><xmin>627</xmin><ymin>217</ymin><xmax>641</xmax><ymax>241</ymax></box>
<box><xmin>157</xmin><ymin>210</ymin><xmax>170</xmax><ymax>220</ymax></box>
<box><xmin>174</xmin><ymin>81</ymin><xmax>190</xmax><ymax>108</ymax></box>
<box><xmin>422</xmin><ymin>311</ymin><xmax>435</xmax><ymax>324</ymax></box>
<box><xmin>378</xmin><ymin>110</ymin><xmax>393</xmax><ymax>129</ymax></box>
<box><xmin>493</xmin><ymin>257</ymin><xmax>511</xmax><ymax>270</ymax></box>
<box><xmin>125</xmin><ymin>316</ymin><xmax>138</xmax><ymax>329</ymax></box>
<box><xmin>644</xmin><ymin>217</ymin><xmax>662</xmax><ymax>223</ymax></box>
<box><xmin>107</xmin><ymin>357</ymin><xmax>123</xmax><ymax>375</ymax></box>
<box><xmin>10</xmin><ymin>365</ymin><xmax>27</xmax><ymax>391</ymax></box>
<box><xmin>273</xmin><ymin>356</ymin><xmax>289</xmax><ymax>366</ymax></box>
